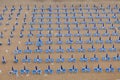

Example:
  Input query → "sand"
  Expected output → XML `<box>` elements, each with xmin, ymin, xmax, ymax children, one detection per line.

<box><xmin>0</xmin><ymin>0</ymin><xmax>120</xmax><ymax>80</ymax></box>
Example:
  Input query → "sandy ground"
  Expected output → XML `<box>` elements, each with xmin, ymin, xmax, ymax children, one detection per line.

<box><xmin>0</xmin><ymin>0</ymin><xmax>120</xmax><ymax>80</ymax></box>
